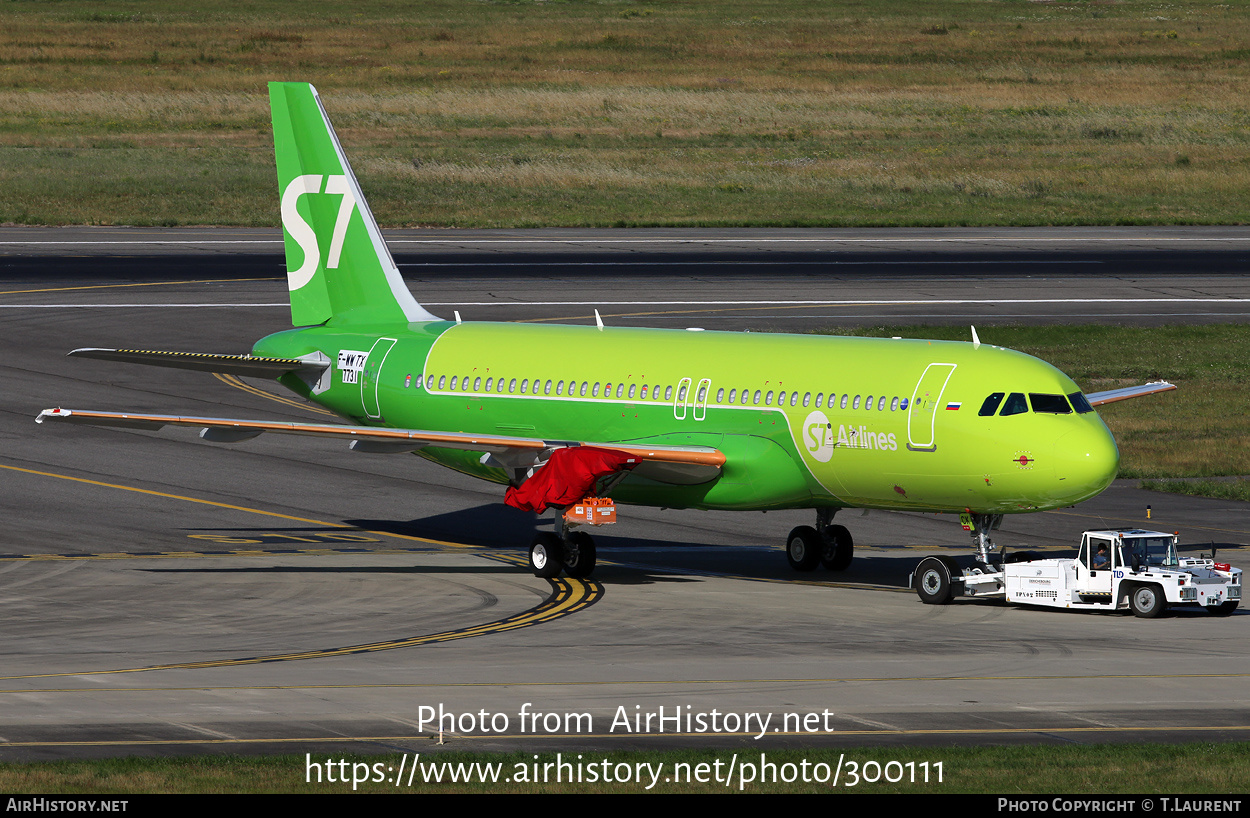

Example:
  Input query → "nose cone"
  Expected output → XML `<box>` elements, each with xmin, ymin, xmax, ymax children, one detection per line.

<box><xmin>1053</xmin><ymin>420</ymin><xmax>1120</xmax><ymax>505</ymax></box>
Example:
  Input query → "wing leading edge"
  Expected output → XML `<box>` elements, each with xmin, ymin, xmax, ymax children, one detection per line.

<box><xmin>1085</xmin><ymin>380</ymin><xmax>1176</xmax><ymax>407</ymax></box>
<box><xmin>34</xmin><ymin>408</ymin><xmax>725</xmax><ymax>483</ymax></box>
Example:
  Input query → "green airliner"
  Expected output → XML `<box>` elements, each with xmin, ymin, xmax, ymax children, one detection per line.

<box><xmin>38</xmin><ymin>83</ymin><xmax>1175</xmax><ymax>579</ymax></box>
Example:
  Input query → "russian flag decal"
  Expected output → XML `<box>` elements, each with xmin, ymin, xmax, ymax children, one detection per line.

<box><xmin>945</xmin><ymin>402</ymin><xmax>962</xmax><ymax>410</ymax></box>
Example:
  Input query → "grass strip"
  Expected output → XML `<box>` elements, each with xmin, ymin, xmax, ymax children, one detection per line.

<box><xmin>1141</xmin><ymin>478</ymin><xmax>1250</xmax><ymax>504</ymax></box>
<box><xmin>2</xmin><ymin>742</ymin><xmax>1248</xmax><ymax>794</ymax></box>
<box><xmin>2</xmin><ymin>0</ymin><xmax>1250</xmax><ymax>226</ymax></box>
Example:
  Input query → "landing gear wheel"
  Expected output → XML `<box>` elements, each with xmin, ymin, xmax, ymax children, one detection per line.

<box><xmin>821</xmin><ymin>524</ymin><xmax>854</xmax><ymax>571</ymax></box>
<box><xmin>915</xmin><ymin>556</ymin><xmax>959</xmax><ymax>605</ymax></box>
<box><xmin>529</xmin><ymin>532</ymin><xmax>563</xmax><ymax>579</ymax></box>
<box><xmin>786</xmin><ymin>526</ymin><xmax>822</xmax><ymax>571</ymax></box>
<box><xmin>563</xmin><ymin>531</ymin><xmax>597</xmax><ymax>578</ymax></box>
<box><xmin>1208</xmin><ymin>601</ymin><xmax>1238</xmax><ymax>617</ymax></box>
<box><xmin>1129</xmin><ymin>584</ymin><xmax>1166</xmax><ymax>618</ymax></box>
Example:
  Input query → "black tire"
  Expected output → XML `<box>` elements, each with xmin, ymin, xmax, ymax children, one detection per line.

<box><xmin>820</xmin><ymin>524</ymin><xmax>854</xmax><ymax>571</ymax></box>
<box><xmin>529</xmin><ymin>532</ymin><xmax>563</xmax><ymax>579</ymax></box>
<box><xmin>564</xmin><ymin>531</ymin><xmax>597</xmax><ymax>578</ymax></box>
<box><xmin>1128</xmin><ymin>583</ymin><xmax>1166</xmax><ymax>618</ymax></box>
<box><xmin>1208</xmin><ymin>601</ymin><xmax>1238</xmax><ymax>617</ymax></box>
<box><xmin>786</xmin><ymin>526</ymin><xmax>822</xmax><ymax>571</ymax></box>
<box><xmin>915</xmin><ymin>556</ymin><xmax>959</xmax><ymax>605</ymax></box>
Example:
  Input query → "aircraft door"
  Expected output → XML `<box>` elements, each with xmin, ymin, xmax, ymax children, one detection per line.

<box><xmin>693</xmin><ymin>378</ymin><xmax>711</xmax><ymax>421</ymax></box>
<box><xmin>674</xmin><ymin>377</ymin><xmax>692</xmax><ymax>420</ymax></box>
<box><xmin>906</xmin><ymin>363</ymin><xmax>956</xmax><ymax>451</ymax></box>
<box><xmin>361</xmin><ymin>337</ymin><xmax>397</xmax><ymax>419</ymax></box>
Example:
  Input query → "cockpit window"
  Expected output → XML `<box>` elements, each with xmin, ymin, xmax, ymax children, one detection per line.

<box><xmin>1068</xmin><ymin>391</ymin><xmax>1094</xmax><ymax>414</ymax></box>
<box><xmin>1000</xmin><ymin>392</ymin><xmax>1028</xmax><ymax>416</ymax></box>
<box><xmin>1029</xmin><ymin>393</ymin><xmax>1072</xmax><ymax>414</ymax></box>
<box><xmin>979</xmin><ymin>393</ymin><xmax>1004</xmax><ymax>416</ymax></box>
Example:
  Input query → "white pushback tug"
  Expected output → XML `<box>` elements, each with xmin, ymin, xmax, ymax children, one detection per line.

<box><xmin>911</xmin><ymin>522</ymin><xmax>1241</xmax><ymax>617</ymax></box>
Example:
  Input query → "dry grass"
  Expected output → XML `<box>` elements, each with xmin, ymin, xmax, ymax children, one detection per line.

<box><xmin>2</xmin><ymin>1</ymin><xmax>1250</xmax><ymax>226</ymax></box>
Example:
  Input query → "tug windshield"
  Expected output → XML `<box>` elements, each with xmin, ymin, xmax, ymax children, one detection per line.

<box><xmin>1124</xmin><ymin>536</ymin><xmax>1178</xmax><ymax>569</ymax></box>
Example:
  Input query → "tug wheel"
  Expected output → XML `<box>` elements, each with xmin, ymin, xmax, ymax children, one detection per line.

<box><xmin>1128</xmin><ymin>584</ymin><xmax>1166</xmax><ymax>618</ymax></box>
<box><xmin>915</xmin><ymin>556</ymin><xmax>959</xmax><ymax>605</ymax></box>
<box><xmin>1208</xmin><ymin>601</ymin><xmax>1238</xmax><ymax>617</ymax></box>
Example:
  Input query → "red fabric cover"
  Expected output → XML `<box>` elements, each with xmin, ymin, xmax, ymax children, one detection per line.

<box><xmin>504</xmin><ymin>446</ymin><xmax>639</xmax><ymax>513</ymax></box>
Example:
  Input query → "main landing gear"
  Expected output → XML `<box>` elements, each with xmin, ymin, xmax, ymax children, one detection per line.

<box><xmin>528</xmin><ymin>499</ymin><xmax>607</xmax><ymax>579</ymax></box>
<box><xmin>786</xmin><ymin>507</ymin><xmax>854</xmax><ymax>572</ymax></box>
<box><xmin>529</xmin><ymin>530</ymin><xmax>597</xmax><ymax>579</ymax></box>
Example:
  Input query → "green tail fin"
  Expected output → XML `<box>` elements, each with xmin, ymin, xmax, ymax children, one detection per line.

<box><xmin>269</xmin><ymin>82</ymin><xmax>439</xmax><ymax>327</ymax></box>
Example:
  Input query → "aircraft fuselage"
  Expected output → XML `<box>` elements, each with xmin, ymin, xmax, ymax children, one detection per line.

<box><xmin>254</xmin><ymin>320</ymin><xmax>1120</xmax><ymax>516</ymax></box>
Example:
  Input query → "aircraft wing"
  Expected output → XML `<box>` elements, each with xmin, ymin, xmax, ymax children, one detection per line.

<box><xmin>34</xmin><ymin>408</ymin><xmax>725</xmax><ymax>482</ymax></box>
<box><xmin>1085</xmin><ymin>380</ymin><xmax>1176</xmax><ymax>407</ymax></box>
<box><xmin>67</xmin><ymin>348</ymin><xmax>330</xmax><ymax>379</ymax></box>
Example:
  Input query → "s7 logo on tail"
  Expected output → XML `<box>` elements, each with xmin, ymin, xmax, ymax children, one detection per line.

<box><xmin>280</xmin><ymin>174</ymin><xmax>357</xmax><ymax>290</ymax></box>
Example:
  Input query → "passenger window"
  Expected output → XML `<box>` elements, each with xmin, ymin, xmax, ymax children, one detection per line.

<box><xmin>697</xmin><ymin>385</ymin><xmax>707</xmax><ymax>402</ymax></box>
<box><xmin>438</xmin><ymin>375</ymin><xmax>447</xmax><ymax>390</ymax></box>
<box><xmin>1030</xmin><ymin>393</ymin><xmax>1072</xmax><ymax>414</ymax></box>
<box><xmin>485</xmin><ymin>377</ymin><xmax>493</xmax><ymax>391</ymax></box>
<box><xmin>853</xmin><ymin>395</ymin><xmax>861</xmax><ymax>410</ymax></box>
<box><xmin>840</xmin><ymin>394</ymin><xmax>848</xmax><ymax>409</ymax></box>
<box><xmin>543</xmin><ymin>380</ymin><xmax>551</xmax><ymax>395</ymax></box>
<box><xmin>473</xmin><ymin>377</ymin><xmax>482</xmax><ymax>391</ymax></box>
<box><xmin>678</xmin><ymin>384</ymin><xmax>688</xmax><ymax>402</ymax></box>
<box><xmin>979</xmin><ymin>393</ymin><xmax>1004</xmax><ymax>416</ymax></box>
<box><xmin>765</xmin><ymin>391</ymin><xmax>774</xmax><ymax>405</ymax></box>
<box><xmin>815</xmin><ymin>393</ymin><xmax>823</xmax><ymax>408</ymax></box>
<box><xmin>866</xmin><ymin>395</ymin><xmax>873</xmax><ymax>409</ymax></box>
<box><xmin>520</xmin><ymin>379</ymin><xmax>529</xmax><ymax>394</ymax></box>
<box><xmin>753</xmin><ymin>390</ymin><xmax>761</xmax><ymax>405</ymax></box>
<box><xmin>727</xmin><ymin>388</ymin><xmax>736</xmax><ymax>403</ymax></box>
<box><xmin>664</xmin><ymin>385</ymin><xmax>673</xmax><ymax>401</ymax></box>
<box><xmin>592</xmin><ymin>382</ymin><xmax>601</xmax><ymax>397</ymax></box>
<box><xmin>776</xmin><ymin>391</ymin><xmax>785</xmax><ymax>406</ymax></box>
<box><xmin>717</xmin><ymin>388</ymin><xmax>725</xmax><ymax>403</ymax></box>
<box><xmin>629</xmin><ymin>384</ymin><xmax>637</xmax><ymax>399</ymax></box>
<box><xmin>580</xmin><ymin>382</ymin><xmax>588</xmax><ymax>397</ymax></box>
<box><xmin>449</xmin><ymin>376</ymin><xmax>458</xmax><ymax>390</ymax></box>
<box><xmin>1068</xmin><ymin>391</ymin><xmax>1094</xmax><ymax>414</ymax></box>
<box><xmin>803</xmin><ymin>392</ymin><xmax>811</xmax><ymax>407</ymax></box>
<box><xmin>890</xmin><ymin>396</ymin><xmax>899</xmax><ymax>411</ymax></box>
<box><xmin>791</xmin><ymin>393</ymin><xmax>799</xmax><ymax>407</ymax></box>
<box><xmin>616</xmin><ymin>384</ymin><xmax>624</xmax><ymax>398</ymax></box>
<box><xmin>640</xmin><ymin>385</ymin><xmax>648</xmax><ymax>399</ymax></box>
<box><xmin>1000</xmin><ymin>392</ymin><xmax>1028</xmax><ymax>416</ymax></box>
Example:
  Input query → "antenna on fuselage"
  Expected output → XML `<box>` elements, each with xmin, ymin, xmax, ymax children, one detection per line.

<box><xmin>454</xmin><ymin>310</ymin><xmax>463</xmax><ymax>324</ymax></box>
<box><xmin>971</xmin><ymin>325</ymin><xmax>981</xmax><ymax>349</ymax></box>
<box><xmin>595</xmin><ymin>309</ymin><xmax>604</xmax><ymax>331</ymax></box>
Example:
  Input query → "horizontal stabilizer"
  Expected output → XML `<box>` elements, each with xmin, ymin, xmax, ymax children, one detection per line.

<box><xmin>1086</xmin><ymin>380</ymin><xmax>1176</xmax><ymax>407</ymax></box>
<box><xmin>68</xmin><ymin>348</ymin><xmax>329</xmax><ymax>379</ymax></box>
<box><xmin>35</xmin><ymin>408</ymin><xmax>725</xmax><ymax>482</ymax></box>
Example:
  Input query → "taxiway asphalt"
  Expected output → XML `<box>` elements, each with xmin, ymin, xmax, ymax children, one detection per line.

<box><xmin>1</xmin><ymin>226</ymin><xmax>1246</xmax><ymax>761</ymax></box>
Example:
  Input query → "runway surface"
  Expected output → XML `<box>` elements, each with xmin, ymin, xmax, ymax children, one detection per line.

<box><xmin>1</xmin><ymin>226</ymin><xmax>1247</xmax><ymax>762</ymax></box>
